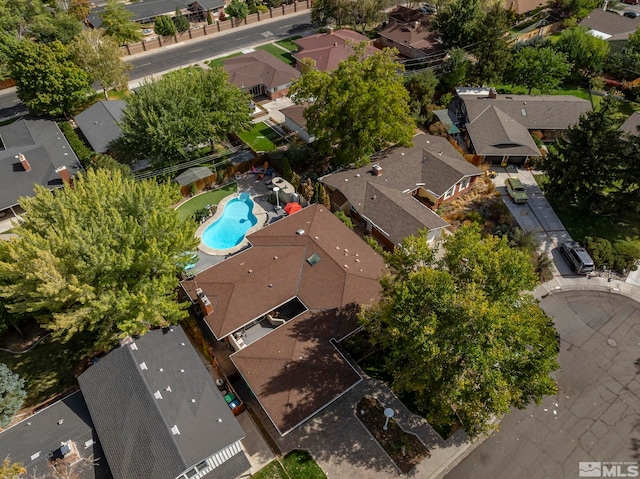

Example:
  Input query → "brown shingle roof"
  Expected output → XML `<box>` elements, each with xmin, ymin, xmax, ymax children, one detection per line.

<box><xmin>231</xmin><ymin>308</ymin><xmax>362</xmax><ymax>435</ymax></box>
<box><xmin>222</xmin><ymin>50</ymin><xmax>300</xmax><ymax>90</ymax></box>
<box><xmin>292</xmin><ymin>29</ymin><xmax>379</xmax><ymax>71</ymax></box>
<box><xmin>378</xmin><ymin>14</ymin><xmax>441</xmax><ymax>53</ymax></box>
<box><xmin>504</xmin><ymin>0</ymin><xmax>547</xmax><ymax>15</ymax></box>
<box><xmin>183</xmin><ymin>204</ymin><xmax>383</xmax><ymax>339</ymax></box>
<box><xmin>280</xmin><ymin>103</ymin><xmax>308</xmax><ymax>128</ymax></box>
<box><xmin>579</xmin><ymin>9</ymin><xmax>640</xmax><ymax>40</ymax></box>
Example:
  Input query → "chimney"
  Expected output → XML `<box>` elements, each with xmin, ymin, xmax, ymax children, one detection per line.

<box><xmin>413</xmin><ymin>21</ymin><xmax>419</xmax><ymax>29</ymax></box>
<box><xmin>327</xmin><ymin>27</ymin><xmax>334</xmax><ymax>34</ymax></box>
<box><xmin>488</xmin><ymin>88</ymin><xmax>497</xmax><ymax>99</ymax></box>
<box><xmin>55</xmin><ymin>166</ymin><xmax>71</xmax><ymax>185</ymax></box>
<box><xmin>372</xmin><ymin>164</ymin><xmax>382</xmax><ymax>176</ymax></box>
<box><xmin>195</xmin><ymin>288</ymin><xmax>213</xmax><ymax>316</ymax></box>
<box><xmin>18</xmin><ymin>153</ymin><xmax>31</xmax><ymax>172</ymax></box>
<box><xmin>333</xmin><ymin>41</ymin><xmax>338</xmax><ymax>47</ymax></box>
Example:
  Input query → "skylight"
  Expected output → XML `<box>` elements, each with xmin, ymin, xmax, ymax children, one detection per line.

<box><xmin>307</xmin><ymin>253</ymin><xmax>321</xmax><ymax>266</ymax></box>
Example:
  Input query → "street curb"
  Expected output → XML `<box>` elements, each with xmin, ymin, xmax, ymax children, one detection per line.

<box><xmin>535</xmin><ymin>276</ymin><xmax>640</xmax><ymax>303</ymax></box>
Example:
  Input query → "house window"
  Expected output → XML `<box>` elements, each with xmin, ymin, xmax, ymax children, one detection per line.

<box><xmin>444</xmin><ymin>186</ymin><xmax>455</xmax><ymax>199</ymax></box>
<box><xmin>459</xmin><ymin>177</ymin><xmax>470</xmax><ymax>191</ymax></box>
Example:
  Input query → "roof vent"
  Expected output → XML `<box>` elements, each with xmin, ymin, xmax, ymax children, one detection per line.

<box><xmin>165</xmin><ymin>386</ymin><xmax>172</xmax><ymax>392</ymax></box>
<box><xmin>521</xmin><ymin>108</ymin><xmax>527</xmax><ymax>116</ymax></box>
<box><xmin>120</xmin><ymin>336</ymin><xmax>133</xmax><ymax>346</ymax></box>
<box><xmin>159</xmin><ymin>368</ymin><xmax>164</xmax><ymax>372</ymax></box>
<box><xmin>154</xmin><ymin>391</ymin><xmax>163</xmax><ymax>399</ymax></box>
<box><xmin>356</xmin><ymin>173</ymin><xmax>360</xmax><ymax>177</ymax></box>
<box><xmin>140</xmin><ymin>362</ymin><xmax>148</xmax><ymax>370</ymax></box>
<box><xmin>84</xmin><ymin>439</ymin><xmax>95</xmax><ymax>449</ymax></box>
<box><xmin>191</xmin><ymin>399</ymin><xmax>196</xmax><ymax>403</ymax></box>
<box><xmin>58</xmin><ymin>419</ymin><xmax>64</xmax><ymax>425</ymax></box>
<box><xmin>180</xmin><ymin>369</ymin><xmax>185</xmax><ymax>373</ymax></box>
<box><xmin>296</xmin><ymin>229</ymin><xmax>305</xmax><ymax>235</ymax></box>
<box><xmin>129</xmin><ymin>342</ymin><xmax>138</xmax><ymax>350</ymax></box>
<box><xmin>171</xmin><ymin>425</ymin><xmax>180</xmax><ymax>435</ymax></box>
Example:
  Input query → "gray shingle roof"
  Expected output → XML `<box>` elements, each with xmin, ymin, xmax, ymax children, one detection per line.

<box><xmin>465</xmin><ymin>105</ymin><xmax>540</xmax><ymax>157</ymax></box>
<box><xmin>620</xmin><ymin>111</ymin><xmax>640</xmax><ymax>136</ymax></box>
<box><xmin>579</xmin><ymin>9</ymin><xmax>640</xmax><ymax>40</ymax></box>
<box><xmin>461</xmin><ymin>94</ymin><xmax>591</xmax><ymax>130</ymax></box>
<box><xmin>78</xmin><ymin>326</ymin><xmax>247</xmax><ymax>479</ymax></box>
<box><xmin>323</xmin><ymin>134</ymin><xmax>481</xmax><ymax>199</ymax></box>
<box><xmin>0</xmin><ymin>391</ymin><xmax>112</xmax><ymax>479</ymax></box>
<box><xmin>75</xmin><ymin>101</ymin><xmax>125</xmax><ymax>153</ymax></box>
<box><xmin>0</xmin><ymin>118</ymin><xmax>82</xmax><ymax>210</ymax></box>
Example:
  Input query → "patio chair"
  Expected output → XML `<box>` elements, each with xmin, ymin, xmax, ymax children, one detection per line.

<box><xmin>266</xmin><ymin>313</ymin><xmax>285</xmax><ymax>327</ymax></box>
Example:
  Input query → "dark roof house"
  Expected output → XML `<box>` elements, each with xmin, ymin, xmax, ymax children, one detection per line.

<box><xmin>579</xmin><ymin>9</ymin><xmax>640</xmax><ymax>41</ymax></box>
<box><xmin>75</xmin><ymin>101</ymin><xmax>126</xmax><ymax>153</ymax></box>
<box><xmin>182</xmin><ymin>204</ymin><xmax>385</xmax><ymax>435</ymax></box>
<box><xmin>0</xmin><ymin>392</ymin><xmax>112</xmax><ymax>479</ymax></box>
<box><xmin>292</xmin><ymin>29</ymin><xmax>379</xmax><ymax>72</ymax></box>
<box><xmin>223</xmin><ymin>50</ymin><xmax>300</xmax><ymax>100</ymax></box>
<box><xmin>456</xmin><ymin>90</ymin><xmax>591</xmax><ymax>164</ymax></box>
<box><xmin>0</xmin><ymin>118</ymin><xmax>82</xmax><ymax>212</ymax></box>
<box><xmin>78</xmin><ymin>326</ymin><xmax>249</xmax><ymax>479</ymax></box>
<box><xmin>0</xmin><ymin>326</ymin><xmax>249</xmax><ymax>479</ymax></box>
<box><xmin>321</xmin><ymin>134</ymin><xmax>481</xmax><ymax>248</ymax></box>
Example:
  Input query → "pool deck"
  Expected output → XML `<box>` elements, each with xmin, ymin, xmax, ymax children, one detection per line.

<box><xmin>196</xmin><ymin>173</ymin><xmax>282</xmax><ymax>256</ymax></box>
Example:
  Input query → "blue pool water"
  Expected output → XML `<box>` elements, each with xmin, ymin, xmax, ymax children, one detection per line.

<box><xmin>201</xmin><ymin>193</ymin><xmax>257</xmax><ymax>250</ymax></box>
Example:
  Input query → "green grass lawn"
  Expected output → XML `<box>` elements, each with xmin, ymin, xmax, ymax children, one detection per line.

<box><xmin>256</xmin><ymin>43</ymin><xmax>295</xmax><ymax>66</ymax></box>
<box><xmin>591</xmin><ymin>95</ymin><xmax>640</xmax><ymax>123</ymax></box>
<box><xmin>0</xmin><ymin>336</ymin><xmax>81</xmax><ymax>408</ymax></box>
<box><xmin>253</xmin><ymin>451</ymin><xmax>326</xmax><ymax>479</ymax></box>
<box><xmin>176</xmin><ymin>183</ymin><xmax>237</xmax><ymax>222</ymax></box>
<box><xmin>237</xmin><ymin>122</ymin><xmax>280</xmax><ymax>152</ymax></box>
<box><xmin>206</xmin><ymin>52</ymin><xmax>243</xmax><ymax>69</ymax></box>
<box><xmin>275</xmin><ymin>36</ymin><xmax>300</xmax><ymax>51</ymax></box>
<box><xmin>494</xmin><ymin>84</ymin><xmax>591</xmax><ymax>100</ymax></box>
<box><xmin>534</xmin><ymin>174</ymin><xmax>640</xmax><ymax>243</ymax></box>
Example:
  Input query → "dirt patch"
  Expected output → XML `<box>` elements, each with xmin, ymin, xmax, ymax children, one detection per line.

<box><xmin>0</xmin><ymin>320</ymin><xmax>47</xmax><ymax>352</ymax></box>
<box><xmin>355</xmin><ymin>396</ymin><xmax>430</xmax><ymax>474</ymax></box>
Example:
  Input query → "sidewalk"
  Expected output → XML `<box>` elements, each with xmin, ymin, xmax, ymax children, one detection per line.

<box><xmin>535</xmin><ymin>274</ymin><xmax>640</xmax><ymax>303</ymax></box>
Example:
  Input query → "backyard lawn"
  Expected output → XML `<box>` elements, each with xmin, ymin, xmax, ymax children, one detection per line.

<box><xmin>237</xmin><ymin>122</ymin><xmax>280</xmax><ymax>152</ymax></box>
<box><xmin>176</xmin><ymin>183</ymin><xmax>237</xmax><ymax>222</ymax></box>
<box><xmin>256</xmin><ymin>44</ymin><xmax>295</xmax><ymax>66</ymax></box>
<box><xmin>494</xmin><ymin>84</ymin><xmax>591</xmax><ymax>100</ymax></box>
<box><xmin>0</xmin><ymin>334</ymin><xmax>82</xmax><ymax>408</ymax></box>
<box><xmin>253</xmin><ymin>450</ymin><xmax>326</xmax><ymax>479</ymax></box>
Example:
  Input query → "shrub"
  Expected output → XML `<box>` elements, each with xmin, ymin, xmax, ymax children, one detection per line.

<box><xmin>334</xmin><ymin>210</ymin><xmax>354</xmax><ymax>229</ymax></box>
<box><xmin>464</xmin><ymin>210</ymin><xmax>484</xmax><ymax>226</ymax></box>
<box><xmin>154</xmin><ymin>15</ymin><xmax>176</xmax><ymax>36</ymax></box>
<box><xmin>58</xmin><ymin>121</ymin><xmax>92</xmax><ymax>162</ymax></box>
<box><xmin>585</xmin><ymin>237</ymin><xmax>613</xmax><ymax>268</ymax></box>
<box><xmin>365</xmin><ymin>234</ymin><xmax>384</xmax><ymax>254</ymax></box>
<box><xmin>282</xmin><ymin>157</ymin><xmax>293</xmax><ymax>181</ymax></box>
<box><xmin>612</xmin><ymin>241</ymin><xmax>640</xmax><ymax>272</ymax></box>
<box><xmin>173</xmin><ymin>10</ymin><xmax>190</xmax><ymax>33</ymax></box>
<box><xmin>257</xmin><ymin>4</ymin><xmax>268</xmax><ymax>12</ymax></box>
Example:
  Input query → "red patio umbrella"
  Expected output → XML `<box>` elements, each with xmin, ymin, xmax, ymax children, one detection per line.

<box><xmin>284</xmin><ymin>202</ymin><xmax>302</xmax><ymax>215</ymax></box>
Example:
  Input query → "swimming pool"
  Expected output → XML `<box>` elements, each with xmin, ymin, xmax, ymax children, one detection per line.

<box><xmin>201</xmin><ymin>193</ymin><xmax>257</xmax><ymax>250</ymax></box>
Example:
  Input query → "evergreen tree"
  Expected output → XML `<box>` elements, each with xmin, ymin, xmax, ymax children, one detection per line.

<box><xmin>154</xmin><ymin>15</ymin><xmax>176</xmax><ymax>36</ymax></box>
<box><xmin>100</xmin><ymin>0</ymin><xmax>143</xmax><ymax>45</ymax></box>
<box><xmin>472</xmin><ymin>2</ymin><xmax>511</xmax><ymax>84</ymax></box>
<box><xmin>173</xmin><ymin>8</ymin><xmax>190</xmax><ymax>33</ymax></box>
<box><xmin>0</xmin><ymin>364</ymin><xmax>25</xmax><ymax>428</ymax></box>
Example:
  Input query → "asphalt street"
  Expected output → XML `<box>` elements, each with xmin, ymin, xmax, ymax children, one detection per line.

<box><xmin>0</xmin><ymin>11</ymin><xmax>312</xmax><ymax>116</ymax></box>
<box><xmin>444</xmin><ymin>291</ymin><xmax>640</xmax><ymax>479</ymax></box>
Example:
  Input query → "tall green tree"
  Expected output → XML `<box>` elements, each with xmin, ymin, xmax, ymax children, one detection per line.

<box><xmin>404</xmin><ymin>69</ymin><xmax>438</xmax><ymax>122</ymax></box>
<box><xmin>360</xmin><ymin>225</ymin><xmax>559</xmax><ymax>438</ymax></box>
<box><xmin>71</xmin><ymin>28</ymin><xmax>132</xmax><ymax>99</ymax></box>
<box><xmin>439</xmin><ymin>47</ymin><xmax>470</xmax><ymax>90</ymax></box>
<box><xmin>543</xmin><ymin>97</ymin><xmax>625</xmax><ymax>214</ymax></box>
<box><xmin>154</xmin><ymin>14</ymin><xmax>176</xmax><ymax>36</ymax></box>
<box><xmin>173</xmin><ymin>8</ymin><xmax>190</xmax><ymax>33</ymax></box>
<box><xmin>100</xmin><ymin>0</ymin><xmax>143</xmax><ymax>45</ymax></box>
<box><xmin>115</xmin><ymin>67</ymin><xmax>251</xmax><ymax>167</ymax></box>
<box><xmin>310</xmin><ymin>0</ymin><xmax>352</xmax><ymax>27</ymax></box>
<box><xmin>0</xmin><ymin>170</ymin><xmax>198</xmax><ymax>350</ymax></box>
<box><xmin>509</xmin><ymin>46</ymin><xmax>572</xmax><ymax>94</ymax></box>
<box><xmin>430</xmin><ymin>0</ymin><xmax>483</xmax><ymax>49</ymax></box>
<box><xmin>554</xmin><ymin>26</ymin><xmax>609</xmax><ymax>78</ymax></box>
<box><xmin>0</xmin><ymin>364</ymin><xmax>25</xmax><ymax>428</ymax></box>
<box><xmin>225</xmin><ymin>0</ymin><xmax>249</xmax><ymax>25</ymax></box>
<box><xmin>472</xmin><ymin>2</ymin><xmax>511</xmax><ymax>84</ymax></box>
<box><xmin>352</xmin><ymin>0</ymin><xmax>389</xmax><ymax>33</ymax></box>
<box><xmin>290</xmin><ymin>45</ymin><xmax>415</xmax><ymax>167</ymax></box>
<box><xmin>9</xmin><ymin>40</ymin><xmax>93</xmax><ymax>117</ymax></box>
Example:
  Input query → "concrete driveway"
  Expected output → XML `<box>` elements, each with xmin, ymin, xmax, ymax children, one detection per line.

<box><xmin>444</xmin><ymin>290</ymin><xmax>640</xmax><ymax>479</ymax></box>
<box><xmin>493</xmin><ymin>166</ymin><xmax>574</xmax><ymax>277</ymax></box>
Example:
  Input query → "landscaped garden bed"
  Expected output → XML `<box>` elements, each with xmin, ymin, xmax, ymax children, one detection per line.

<box><xmin>253</xmin><ymin>450</ymin><xmax>326</xmax><ymax>479</ymax></box>
<box><xmin>355</xmin><ymin>396</ymin><xmax>430</xmax><ymax>474</ymax></box>
<box><xmin>175</xmin><ymin>183</ymin><xmax>237</xmax><ymax>222</ymax></box>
